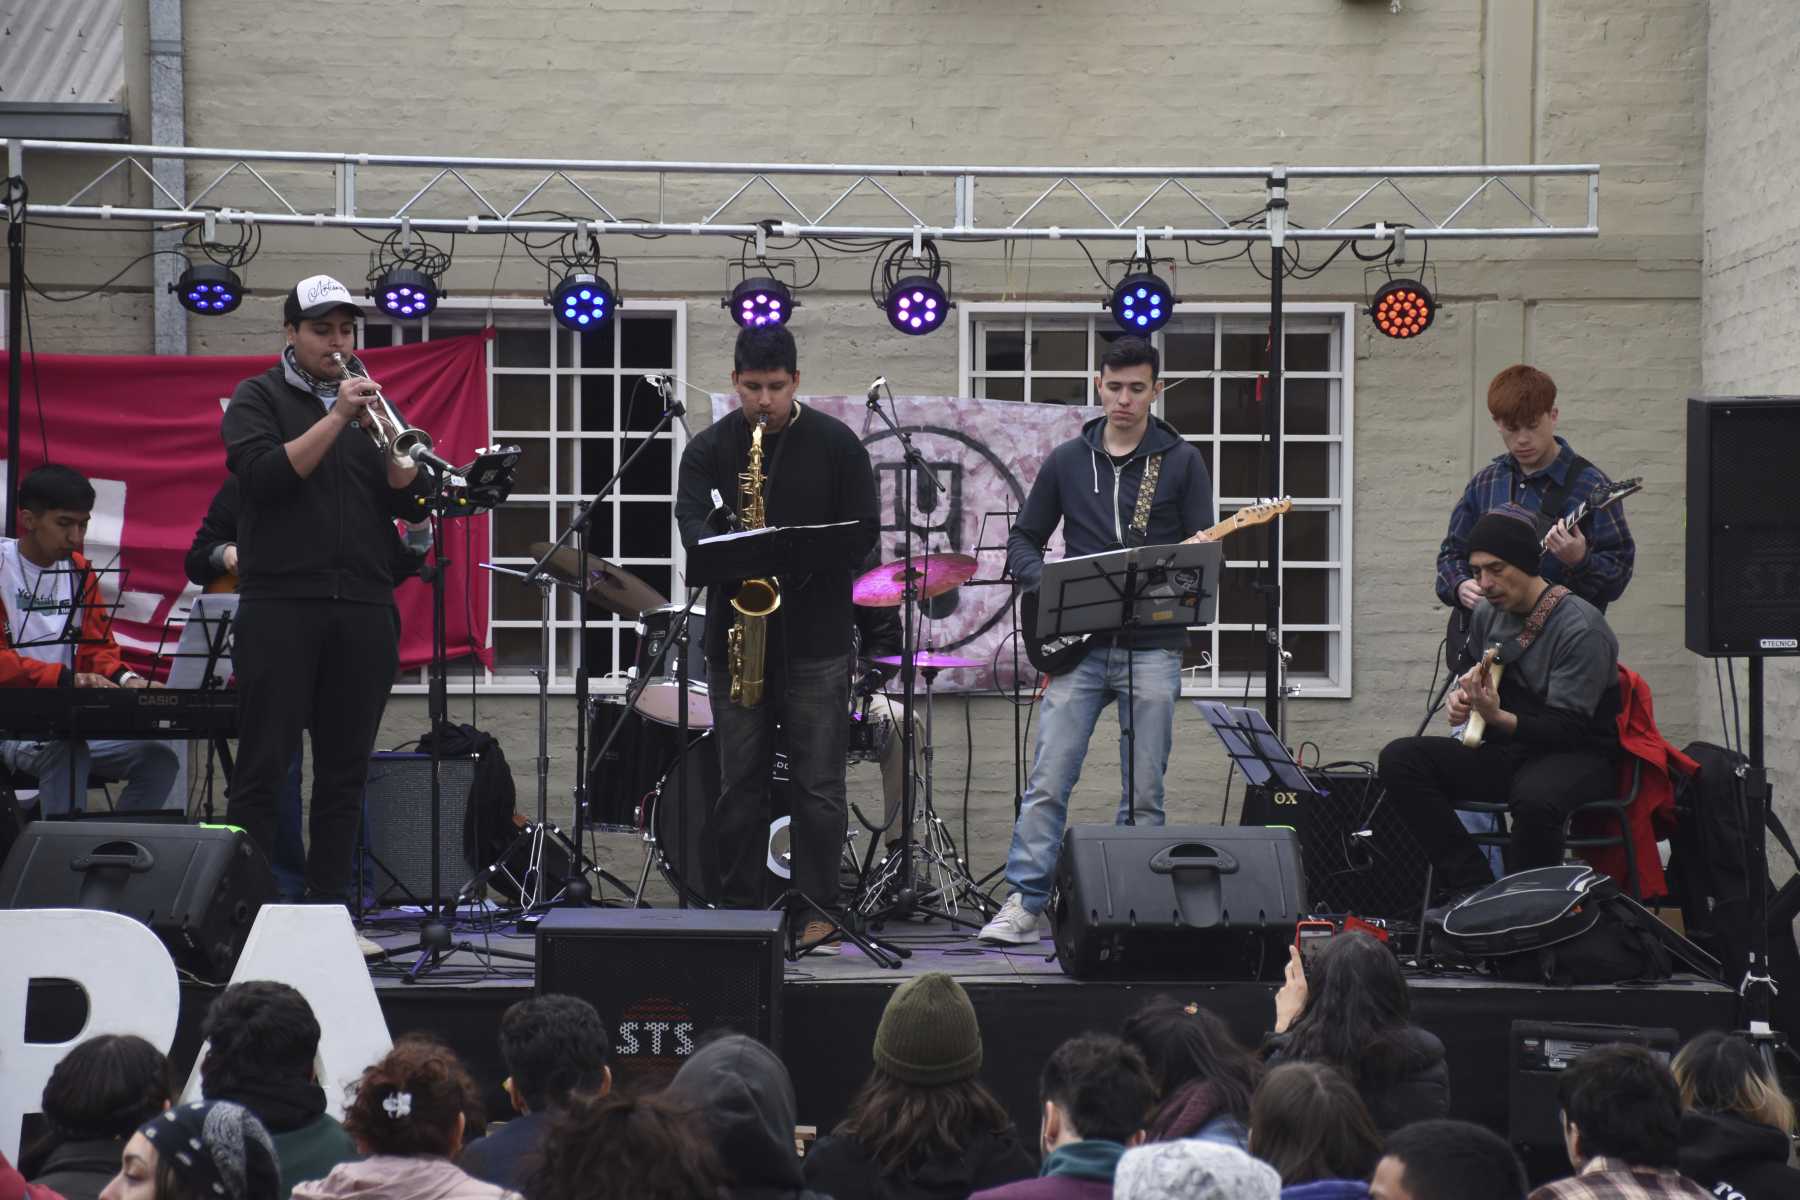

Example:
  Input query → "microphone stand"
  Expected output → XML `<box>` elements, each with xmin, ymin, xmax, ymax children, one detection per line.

<box><xmin>526</xmin><ymin>390</ymin><xmax>687</xmax><ymax>905</ymax></box>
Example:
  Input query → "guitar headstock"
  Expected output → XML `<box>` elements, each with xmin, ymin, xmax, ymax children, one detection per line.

<box><xmin>1229</xmin><ymin>496</ymin><xmax>1293</xmax><ymax>530</ymax></box>
<box><xmin>1589</xmin><ymin>477</ymin><xmax>1643</xmax><ymax>510</ymax></box>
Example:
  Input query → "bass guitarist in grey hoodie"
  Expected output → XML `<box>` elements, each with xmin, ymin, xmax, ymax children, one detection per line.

<box><xmin>981</xmin><ymin>337</ymin><xmax>1214</xmax><ymax>946</ymax></box>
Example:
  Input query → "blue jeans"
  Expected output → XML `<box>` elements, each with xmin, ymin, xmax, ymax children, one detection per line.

<box><xmin>0</xmin><ymin>737</ymin><xmax>181</xmax><ymax>816</ymax></box>
<box><xmin>1005</xmin><ymin>644</ymin><xmax>1184</xmax><ymax>914</ymax></box>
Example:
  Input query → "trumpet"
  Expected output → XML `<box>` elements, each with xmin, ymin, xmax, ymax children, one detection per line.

<box><xmin>330</xmin><ymin>351</ymin><xmax>439</xmax><ymax>470</ymax></box>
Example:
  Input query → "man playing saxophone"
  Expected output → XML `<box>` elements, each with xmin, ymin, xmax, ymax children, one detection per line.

<box><xmin>675</xmin><ymin>326</ymin><xmax>878</xmax><ymax>950</ymax></box>
<box><xmin>220</xmin><ymin>274</ymin><xmax>435</xmax><ymax>906</ymax></box>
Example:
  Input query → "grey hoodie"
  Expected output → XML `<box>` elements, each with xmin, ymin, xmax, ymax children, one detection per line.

<box><xmin>1007</xmin><ymin>414</ymin><xmax>1213</xmax><ymax>650</ymax></box>
<box><xmin>666</xmin><ymin>1035</ymin><xmax>831</xmax><ymax>1200</ymax></box>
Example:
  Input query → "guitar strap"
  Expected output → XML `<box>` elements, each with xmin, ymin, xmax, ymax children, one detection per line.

<box><xmin>1128</xmin><ymin>454</ymin><xmax>1164</xmax><ymax>547</ymax></box>
<box><xmin>1531</xmin><ymin>455</ymin><xmax>1592</xmax><ymax>526</ymax></box>
<box><xmin>1514</xmin><ymin>583</ymin><xmax>1570</xmax><ymax>654</ymax></box>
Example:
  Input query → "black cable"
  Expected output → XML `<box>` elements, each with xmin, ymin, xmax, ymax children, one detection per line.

<box><xmin>1727</xmin><ymin>658</ymin><xmax>1743</xmax><ymax>755</ymax></box>
<box><xmin>962</xmin><ymin>688</ymin><xmax>974</xmax><ymax>871</ymax></box>
<box><xmin>22</xmin><ymin>252</ymin><xmax>181</xmax><ymax>302</ymax></box>
<box><xmin>1715</xmin><ymin>658</ymin><xmax>1732</xmax><ymax>748</ymax></box>
<box><xmin>21</xmin><ymin>277</ymin><xmax>51</xmax><ymax>462</ymax></box>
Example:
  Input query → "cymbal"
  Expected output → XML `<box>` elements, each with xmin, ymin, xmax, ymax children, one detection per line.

<box><xmin>530</xmin><ymin>542</ymin><xmax>667</xmax><ymax>616</ymax></box>
<box><xmin>852</xmin><ymin>552</ymin><xmax>978</xmax><ymax>607</ymax></box>
<box><xmin>871</xmin><ymin>651</ymin><xmax>984</xmax><ymax>670</ymax></box>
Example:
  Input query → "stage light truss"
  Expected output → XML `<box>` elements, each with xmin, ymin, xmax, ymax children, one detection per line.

<box><xmin>1</xmin><ymin>140</ymin><xmax>1599</xmax><ymax>247</ymax></box>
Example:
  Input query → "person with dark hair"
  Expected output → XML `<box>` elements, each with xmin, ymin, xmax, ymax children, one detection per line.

<box><xmin>1370</xmin><ymin>1120</ymin><xmax>1527</xmax><ymax>1200</ymax></box>
<box><xmin>970</xmin><ymin>1033</ymin><xmax>1157</xmax><ymax>1199</ymax></box>
<box><xmin>99</xmin><ymin>1100</ymin><xmax>280</xmax><ymax>1200</ymax></box>
<box><xmin>1672</xmin><ymin>1032</ymin><xmax>1800</xmax><ymax>1200</ymax></box>
<box><xmin>804</xmin><ymin>972</ymin><xmax>1033</xmax><ymax>1198</ymax></box>
<box><xmin>665</xmin><ymin>1033</ymin><xmax>828</xmax><ymax>1200</ymax></box>
<box><xmin>1121</xmin><ymin>996</ymin><xmax>1263</xmax><ymax>1148</ymax></box>
<box><xmin>457</xmin><ymin>995</ymin><xmax>612</xmax><ymax>1190</ymax></box>
<box><xmin>198</xmin><ymin>981</ymin><xmax>358</xmax><ymax>1198</ymax></box>
<box><xmin>1264</xmin><ymin>934</ymin><xmax>1448</xmax><ymax>1132</ymax></box>
<box><xmin>980</xmin><ymin>336</ymin><xmax>1216</xmax><ymax>945</ymax></box>
<box><xmin>295</xmin><ymin>1038</ymin><xmax>509</xmax><ymax>1200</ymax></box>
<box><xmin>1247</xmin><ymin>1062</ymin><xmax>1381</xmax><ymax>1198</ymax></box>
<box><xmin>1530</xmin><ymin>1044</ymin><xmax>1710</xmax><ymax>1199</ymax></box>
<box><xmin>528</xmin><ymin>1091</ymin><xmax>725</xmax><ymax>1200</ymax></box>
<box><xmin>674</xmin><ymin>325</ymin><xmax>878</xmax><ymax>951</ymax></box>
<box><xmin>221</xmin><ymin>275</ymin><xmax>435</xmax><ymax>904</ymax></box>
<box><xmin>24</xmin><ymin>1035</ymin><xmax>173</xmax><ymax>1200</ymax></box>
<box><xmin>1381</xmin><ymin>503</ymin><xmax>1622</xmax><ymax>898</ymax></box>
<box><xmin>0</xmin><ymin>463</ymin><xmax>179</xmax><ymax>815</ymax></box>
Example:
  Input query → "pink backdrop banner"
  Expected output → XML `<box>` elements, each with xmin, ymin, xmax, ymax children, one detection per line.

<box><xmin>713</xmin><ymin>393</ymin><xmax>1097</xmax><ymax>691</ymax></box>
<box><xmin>0</xmin><ymin>331</ymin><xmax>495</xmax><ymax>676</ymax></box>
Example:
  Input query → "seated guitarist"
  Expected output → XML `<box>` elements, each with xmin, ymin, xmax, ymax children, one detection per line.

<box><xmin>979</xmin><ymin>337</ymin><xmax>1213</xmax><ymax>946</ymax></box>
<box><xmin>0</xmin><ymin>464</ymin><xmax>180</xmax><ymax>815</ymax></box>
<box><xmin>1383</xmin><ymin>505</ymin><xmax>1621</xmax><ymax>902</ymax></box>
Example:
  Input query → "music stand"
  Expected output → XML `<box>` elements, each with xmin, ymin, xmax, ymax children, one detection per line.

<box><xmin>163</xmin><ymin>594</ymin><xmax>238</xmax><ymax>820</ymax></box>
<box><xmin>1195</xmin><ymin>700</ymin><xmax>1322</xmax><ymax>799</ymax></box>
<box><xmin>12</xmin><ymin>560</ymin><xmax>127</xmax><ymax>815</ymax></box>
<box><xmin>1038</xmin><ymin>541</ymin><xmax>1221</xmax><ymax>822</ymax></box>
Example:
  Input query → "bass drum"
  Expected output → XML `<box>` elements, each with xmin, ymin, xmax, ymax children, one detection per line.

<box><xmin>650</xmin><ymin>735</ymin><xmax>799</xmax><ymax>908</ymax></box>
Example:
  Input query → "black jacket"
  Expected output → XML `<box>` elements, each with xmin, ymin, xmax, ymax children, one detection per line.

<box><xmin>804</xmin><ymin>1128</ymin><xmax>1035</xmax><ymax>1200</ymax></box>
<box><xmin>666</xmin><ymin>1034</ymin><xmax>833</xmax><ymax>1200</ymax></box>
<box><xmin>457</xmin><ymin>1111</ymin><xmax>549</xmax><ymax>1193</ymax></box>
<box><xmin>1266</xmin><ymin>1025</ymin><xmax>1451</xmax><ymax>1134</ymax></box>
<box><xmin>27</xmin><ymin>1136</ymin><xmax>127</xmax><ymax>1200</ymax></box>
<box><xmin>1006</xmin><ymin>415</ymin><xmax>1212</xmax><ymax>651</ymax></box>
<box><xmin>221</xmin><ymin>364</ymin><xmax>432</xmax><ymax>602</ymax></box>
<box><xmin>675</xmin><ymin>404</ymin><xmax>878</xmax><ymax>666</ymax></box>
<box><xmin>186</xmin><ymin>472</ymin><xmax>426</xmax><ymax>590</ymax></box>
<box><xmin>1679</xmin><ymin>1109</ymin><xmax>1800</xmax><ymax>1200</ymax></box>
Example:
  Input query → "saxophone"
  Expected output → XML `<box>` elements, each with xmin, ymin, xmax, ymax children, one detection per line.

<box><xmin>727</xmin><ymin>414</ymin><xmax>781</xmax><ymax>707</ymax></box>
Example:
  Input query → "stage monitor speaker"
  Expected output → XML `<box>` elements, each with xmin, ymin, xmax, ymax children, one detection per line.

<box><xmin>1052</xmin><ymin>824</ymin><xmax>1304</xmax><ymax>981</ymax></box>
<box><xmin>360</xmin><ymin>752</ymin><xmax>479</xmax><ymax>905</ymax></box>
<box><xmin>1686</xmin><ymin>395</ymin><xmax>1800</xmax><ymax>656</ymax></box>
<box><xmin>536</xmin><ymin>909</ymin><xmax>784</xmax><ymax>1094</ymax></box>
<box><xmin>1507</xmin><ymin>1020</ymin><xmax>1679</xmax><ymax>1182</ymax></box>
<box><xmin>0</xmin><ymin>820</ymin><xmax>275</xmax><ymax>980</ymax></box>
<box><xmin>1242</xmin><ymin>767</ymin><xmax>1432</xmax><ymax>920</ymax></box>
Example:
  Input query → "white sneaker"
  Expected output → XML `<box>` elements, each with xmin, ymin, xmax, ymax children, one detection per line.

<box><xmin>978</xmin><ymin>893</ymin><xmax>1043</xmax><ymax>945</ymax></box>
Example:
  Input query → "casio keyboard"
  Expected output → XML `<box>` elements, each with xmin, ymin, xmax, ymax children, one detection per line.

<box><xmin>0</xmin><ymin>687</ymin><xmax>238</xmax><ymax>739</ymax></box>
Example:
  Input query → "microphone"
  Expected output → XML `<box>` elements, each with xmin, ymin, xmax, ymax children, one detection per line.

<box><xmin>865</xmin><ymin>376</ymin><xmax>887</xmax><ymax>405</ymax></box>
<box><xmin>709</xmin><ymin>488</ymin><xmax>742</xmax><ymax>532</ymax></box>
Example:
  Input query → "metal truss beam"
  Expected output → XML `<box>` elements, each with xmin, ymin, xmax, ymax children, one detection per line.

<box><xmin>4</xmin><ymin>140</ymin><xmax>1599</xmax><ymax>244</ymax></box>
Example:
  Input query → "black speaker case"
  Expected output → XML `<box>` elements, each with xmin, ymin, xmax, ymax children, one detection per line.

<box><xmin>535</xmin><ymin>908</ymin><xmax>784</xmax><ymax>1093</ymax></box>
<box><xmin>360</xmin><ymin>752</ymin><xmax>481</xmax><ymax>904</ymax></box>
<box><xmin>1243</xmin><ymin>768</ymin><xmax>1432</xmax><ymax>919</ymax></box>
<box><xmin>1052</xmin><ymin>823</ymin><xmax>1306</xmax><ymax>981</ymax></box>
<box><xmin>0</xmin><ymin>820</ymin><xmax>275</xmax><ymax>980</ymax></box>
<box><xmin>1686</xmin><ymin>395</ymin><xmax>1800</xmax><ymax>656</ymax></box>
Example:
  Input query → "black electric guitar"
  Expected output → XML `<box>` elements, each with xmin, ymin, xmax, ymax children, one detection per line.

<box><xmin>1444</xmin><ymin>475</ymin><xmax>1643</xmax><ymax>664</ymax></box>
<box><xmin>1020</xmin><ymin>498</ymin><xmax>1292</xmax><ymax>677</ymax></box>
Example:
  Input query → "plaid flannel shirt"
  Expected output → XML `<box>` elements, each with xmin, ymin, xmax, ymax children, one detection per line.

<box><xmin>1436</xmin><ymin>437</ymin><xmax>1635</xmax><ymax>611</ymax></box>
<box><xmin>1528</xmin><ymin>1158</ymin><xmax>1712</xmax><ymax>1200</ymax></box>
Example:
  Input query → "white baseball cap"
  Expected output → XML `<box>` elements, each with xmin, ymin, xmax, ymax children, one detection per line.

<box><xmin>284</xmin><ymin>274</ymin><xmax>363</xmax><ymax>324</ymax></box>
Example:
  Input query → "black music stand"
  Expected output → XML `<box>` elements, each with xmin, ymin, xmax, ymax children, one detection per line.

<box><xmin>12</xmin><ymin>560</ymin><xmax>127</xmax><ymax>815</ymax></box>
<box><xmin>160</xmin><ymin>594</ymin><xmax>239</xmax><ymax>820</ymax></box>
<box><xmin>1196</xmin><ymin>700</ymin><xmax>1321</xmax><ymax>800</ymax></box>
<box><xmin>1037</xmin><ymin>541</ymin><xmax>1220</xmax><ymax>822</ymax></box>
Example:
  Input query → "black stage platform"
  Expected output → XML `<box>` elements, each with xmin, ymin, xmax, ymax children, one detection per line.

<box><xmin>41</xmin><ymin>906</ymin><xmax>1725</xmax><ymax>1150</ymax></box>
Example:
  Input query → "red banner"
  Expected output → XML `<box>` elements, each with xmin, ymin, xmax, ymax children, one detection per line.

<box><xmin>0</xmin><ymin>332</ymin><xmax>495</xmax><ymax>675</ymax></box>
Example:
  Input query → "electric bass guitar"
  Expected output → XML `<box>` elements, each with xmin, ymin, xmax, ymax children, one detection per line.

<box><xmin>1444</xmin><ymin>475</ymin><xmax>1643</xmax><ymax>665</ymax></box>
<box><xmin>1454</xmin><ymin>643</ymin><xmax>1504</xmax><ymax>748</ymax></box>
<box><xmin>1020</xmin><ymin>497</ymin><xmax>1292</xmax><ymax>677</ymax></box>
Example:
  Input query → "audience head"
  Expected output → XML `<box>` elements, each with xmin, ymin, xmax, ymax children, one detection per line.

<box><xmin>1038</xmin><ymin>1034</ymin><xmax>1157</xmax><ymax>1153</ymax></box>
<box><xmin>100</xmin><ymin>1100</ymin><xmax>279</xmax><ymax>1200</ymax></box>
<box><xmin>1556</xmin><ymin>1043</ymin><xmax>1683</xmax><ymax>1171</ymax></box>
<box><xmin>497</xmin><ymin>994</ymin><xmax>612</xmax><ymax>1114</ymax></box>
<box><xmin>837</xmin><ymin>972</ymin><xmax>1013</xmax><ymax>1170</ymax></box>
<box><xmin>342</xmin><ymin>1037</ymin><xmax>481</xmax><ymax>1159</ymax></box>
<box><xmin>199</xmin><ymin>980</ymin><xmax>322</xmax><ymax>1095</ymax></box>
<box><xmin>1672</xmin><ymin>1029</ymin><xmax>1797</xmax><ymax>1134</ymax></box>
<box><xmin>40</xmin><ymin>1034</ymin><xmax>173</xmax><ymax>1143</ymax></box>
<box><xmin>1248</xmin><ymin>1061</ymin><xmax>1382</xmax><ymax>1185</ymax></box>
<box><xmin>666</xmin><ymin>1033</ymin><xmax>806</xmax><ymax>1192</ymax></box>
<box><xmin>1370</xmin><ymin>1119</ymin><xmax>1527</xmax><ymax>1200</ymax></box>
<box><xmin>1121</xmin><ymin>996</ymin><xmax>1263</xmax><ymax>1129</ymax></box>
<box><xmin>529</xmin><ymin>1091</ymin><xmax>725</xmax><ymax>1200</ymax></box>
<box><xmin>1281</xmin><ymin>932</ymin><xmax>1414</xmax><ymax>1086</ymax></box>
<box><xmin>1114</xmin><ymin>1140</ymin><xmax>1281</xmax><ymax>1200</ymax></box>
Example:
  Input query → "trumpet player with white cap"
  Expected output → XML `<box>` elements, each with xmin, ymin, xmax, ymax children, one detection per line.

<box><xmin>219</xmin><ymin>274</ymin><xmax>436</xmax><ymax>905</ymax></box>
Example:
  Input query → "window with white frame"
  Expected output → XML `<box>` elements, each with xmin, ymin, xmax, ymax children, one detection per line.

<box><xmin>364</xmin><ymin>298</ymin><xmax>687</xmax><ymax>692</ymax></box>
<box><xmin>959</xmin><ymin>302</ymin><xmax>1354</xmax><ymax>697</ymax></box>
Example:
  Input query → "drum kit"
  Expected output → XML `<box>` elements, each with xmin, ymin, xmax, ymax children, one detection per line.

<box><xmin>490</xmin><ymin>539</ymin><xmax>994</xmax><ymax>918</ymax></box>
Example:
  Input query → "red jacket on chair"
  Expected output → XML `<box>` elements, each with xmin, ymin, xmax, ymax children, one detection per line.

<box><xmin>1575</xmin><ymin>665</ymin><xmax>1696</xmax><ymax>899</ymax></box>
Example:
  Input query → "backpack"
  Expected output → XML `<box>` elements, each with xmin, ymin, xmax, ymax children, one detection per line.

<box><xmin>413</xmin><ymin>722</ymin><xmax>518</xmax><ymax>877</ymax></box>
<box><xmin>1437</xmin><ymin>866</ymin><xmax>1688</xmax><ymax>986</ymax></box>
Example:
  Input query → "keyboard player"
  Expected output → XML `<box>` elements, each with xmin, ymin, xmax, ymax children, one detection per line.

<box><xmin>0</xmin><ymin>464</ymin><xmax>179</xmax><ymax>815</ymax></box>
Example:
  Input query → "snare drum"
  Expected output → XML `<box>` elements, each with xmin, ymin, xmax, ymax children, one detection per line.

<box><xmin>630</xmin><ymin>604</ymin><xmax>713</xmax><ymax>729</ymax></box>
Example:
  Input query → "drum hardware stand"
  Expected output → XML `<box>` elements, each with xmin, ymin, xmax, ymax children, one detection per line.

<box><xmin>525</xmin><ymin>392</ymin><xmax>687</xmax><ymax>907</ymax></box>
<box><xmin>621</xmin><ymin>585</ymin><xmax>705</xmax><ymax>908</ymax></box>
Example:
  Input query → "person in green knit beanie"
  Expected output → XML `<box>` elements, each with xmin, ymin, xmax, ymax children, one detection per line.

<box><xmin>803</xmin><ymin>972</ymin><xmax>1034</xmax><ymax>1199</ymax></box>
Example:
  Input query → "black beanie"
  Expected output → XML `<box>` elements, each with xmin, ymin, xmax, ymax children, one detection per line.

<box><xmin>1468</xmin><ymin>503</ymin><xmax>1543</xmax><ymax>575</ymax></box>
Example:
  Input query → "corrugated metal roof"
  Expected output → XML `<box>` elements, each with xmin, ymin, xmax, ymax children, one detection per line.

<box><xmin>0</xmin><ymin>0</ymin><xmax>125</xmax><ymax>106</ymax></box>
